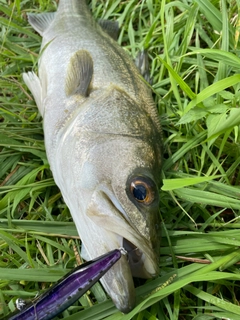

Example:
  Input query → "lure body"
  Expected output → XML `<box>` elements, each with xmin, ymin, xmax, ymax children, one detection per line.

<box><xmin>7</xmin><ymin>249</ymin><xmax>122</xmax><ymax>320</ymax></box>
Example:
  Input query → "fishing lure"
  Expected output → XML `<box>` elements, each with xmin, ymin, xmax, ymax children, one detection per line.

<box><xmin>7</xmin><ymin>249</ymin><xmax>123</xmax><ymax>320</ymax></box>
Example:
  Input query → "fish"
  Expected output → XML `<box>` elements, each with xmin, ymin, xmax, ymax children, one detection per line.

<box><xmin>7</xmin><ymin>249</ymin><xmax>123</xmax><ymax>320</ymax></box>
<box><xmin>23</xmin><ymin>0</ymin><xmax>162</xmax><ymax>313</ymax></box>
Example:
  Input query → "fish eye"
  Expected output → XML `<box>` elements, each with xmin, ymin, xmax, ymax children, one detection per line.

<box><xmin>129</xmin><ymin>177</ymin><xmax>155</xmax><ymax>205</ymax></box>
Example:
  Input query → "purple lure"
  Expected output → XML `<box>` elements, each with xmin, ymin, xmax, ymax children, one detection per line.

<box><xmin>7</xmin><ymin>249</ymin><xmax>122</xmax><ymax>320</ymax></box>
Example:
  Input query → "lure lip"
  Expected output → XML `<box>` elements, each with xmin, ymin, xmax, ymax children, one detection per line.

<box><xmin>6</xmin><ymin>249</ymin><xmax>123</xmax><ymax>320</ymax></box>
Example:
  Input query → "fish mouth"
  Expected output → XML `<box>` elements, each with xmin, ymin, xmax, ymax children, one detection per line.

<box><xmin>122</xmin><ymin>238</ymin><xmax>154</xmax><ymax>279</ymax></box>
<box><xmin>105</xmin><ymin>189</ymin><xmax>159</xmax><ymax>279</ymax></box>
<box><xmin>99</xmin><ymin>232</ymin><xmax>157</xmax><ymax>313</ymax></box>
<box><xmin>85</xmin><ymin>187</ymin><xmax>159</xmax><ymax>279</ymax></box>
<box><xmin>82</xmin><ymin>187</ymin><xmax>159</xmax><ymax>312</ymax></box>
<box><xmin>113</xmin><ymin>223</ymin><xmax>158</xmax><ymax>280</ymax></box>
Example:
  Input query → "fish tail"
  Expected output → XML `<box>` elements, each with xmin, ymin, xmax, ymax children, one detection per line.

<box><xmin>27</xmin><ymin>0</ymin><xmax>92</xmax><ymax>36</ymax></box>
<box><xmin>57</xmin><ymin>0</ymin><xmax>90</xmax><ymax>15</ymax></box>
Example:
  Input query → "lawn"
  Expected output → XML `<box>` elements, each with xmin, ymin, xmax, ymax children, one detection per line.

<box><xmin>1</xmin><ymin>0</ymin><xmax>240</xmax><ymax>319</ymax></box>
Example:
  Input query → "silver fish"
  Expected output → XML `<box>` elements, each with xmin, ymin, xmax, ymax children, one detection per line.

<box><xmin>23</xmin><ymin>0</ymin><xmax>162</xmax><ymax>313</ymax></box>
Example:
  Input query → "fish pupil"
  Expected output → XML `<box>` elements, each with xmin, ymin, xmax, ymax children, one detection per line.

<box><xmin>133</xmin><ymin>184</ymin><xmax>147</xmax><ymax>201</ymax></box>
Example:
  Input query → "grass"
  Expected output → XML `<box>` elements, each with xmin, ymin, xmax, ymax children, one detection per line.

<box><xmin>1</xmin><ymin>0</ymin><xmax>240</xmax><ymax>319</ymax></box>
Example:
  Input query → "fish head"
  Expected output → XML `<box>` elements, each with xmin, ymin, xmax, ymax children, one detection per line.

<box><xmin>84</xmin><ymin>136</ymin><xmax>162</xmax><ymax>312</ymax></box>
<box><xmin>54</xmin><ymin>86</ymin><xmax>162</xmax><ymax>312</ymax></box>
<box><xmin>79</xmin><ymin>87</ymin><xmax>162</xmax><ymax>311</ymax></box>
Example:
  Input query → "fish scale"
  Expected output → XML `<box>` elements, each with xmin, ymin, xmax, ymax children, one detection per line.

<box><xmin>23</xmin><ymin>0</ymin><xmax>163</xmax><ymax>313</ymax></box>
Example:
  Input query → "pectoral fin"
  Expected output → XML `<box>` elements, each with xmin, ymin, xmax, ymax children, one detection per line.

<box><xmin>65</xmin><ymin>50</ymin><xmax>93</xmax><ymax>97</ymax></box>
<box><xmin>98</xmin><ymin>20</ymin><xmax>119</xmax><ymax>41</ymax></box>
<box><xmin>27</xmin><ymin>12</ymin><xmax>56</xmax><ymax>36</ymax></box>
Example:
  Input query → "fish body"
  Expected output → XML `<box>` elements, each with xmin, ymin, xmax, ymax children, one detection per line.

<box><xmin>23</xmin><ymin>0</ymin><xmax>162</xmax><ymax>313</ymax></box>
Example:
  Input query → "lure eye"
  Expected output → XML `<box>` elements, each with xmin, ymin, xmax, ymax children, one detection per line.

<box><xmin>130</xmin><ymin>177</ymin><xmax>155</xmax><ymax>205</ymax></box>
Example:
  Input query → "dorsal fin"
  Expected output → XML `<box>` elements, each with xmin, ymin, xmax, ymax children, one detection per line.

<box><xmin>65</xmin><ymin>50</ymin><xmax>93</xmax><ymax>97</ymax></box>
<box><xmin>27</xmin><ymin>12</ymin><xmax>56</xmax><ymax>36</ymax></box>
<box><xmin>98</xmin><ymin>20</ymin><xmax>119</xmax><ymax>41</ymax></box>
